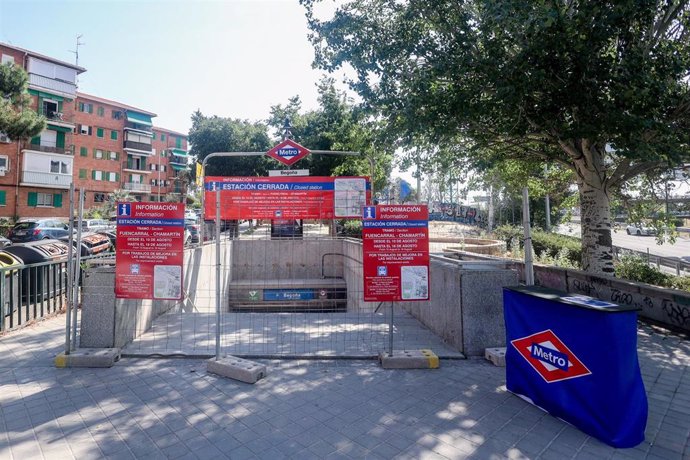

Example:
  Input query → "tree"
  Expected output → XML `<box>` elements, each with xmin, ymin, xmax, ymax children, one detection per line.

<box><xmin>267</xmin><ymin>78</ymin><xmax>395</xmax><ymax>197</ymax></box>
<box><xmin>303</xmin><ymin>0</ymin><xmax>690</xmax><ymax>275</ymax></box>
<box><xmin>188</xmin><ymin>111</ymin><xmax>273</xmax><ymax>177</ymax></box>
<box><xmin>0</xmin><ymin>62</ymin><xmax>45</xmax><ymax>139</ymax></box>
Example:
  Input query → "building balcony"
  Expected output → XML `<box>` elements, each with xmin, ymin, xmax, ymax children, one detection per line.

<box><xmin>123</xmin><ymin>182</ymin><xmax>152</xmax><ymax>193</ymax></box>
<box><xmin>38</xmin><ymin>107</ymin><xmax>75</xmax><ymax>130</ymax></box>
<box><xmin>123</xmin><ymin>141</ymin><xmax>153</xmax><ymax>155</ymax></box>
<box><xmin>24</xmin><ymin>142</ymin><xmax>72</xmax><ymax>156</ymax></box>
<box><xmin>28</xmin><ymin>73</ymin><xmax>77</xmax><ymax>98</ymax></box>
<box><xmin>124</xmin><ymin>121</ymin><xmax>153</xmax><ymax>133</ymax></box>
<box><xmin>21</xmin><ymin>170</ymin><xmax>72</xmax><ymax>189</ymax></box>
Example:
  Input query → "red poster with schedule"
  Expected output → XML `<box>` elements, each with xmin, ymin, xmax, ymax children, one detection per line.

<box><xmin>204</xmin><ymin>176</ymin><xmax>370</xmax><ymax>220</ymax></box>
<box><xmin>362</xmin><ymin>205</ymin><xmax>430</xmax><ymax>302</ymax></box>
<box><xmin>115</xmin><ymin>202</ymin><xmax>185</xmax><ymax>299</ymax></box>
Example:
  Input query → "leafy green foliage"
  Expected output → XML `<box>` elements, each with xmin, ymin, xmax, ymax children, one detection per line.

<box><xmin>614</xmin><ymin>255</ymin><xmax>672</xmax><ymax>287</ymax></box>
<box><xmin>492</xmin><ymin>224</ymin><xmax>582</xmax><ymax>267</ymax></box>
<box><xmin>0</xmin><ymin>63</ymin><xmax>45</xmax><ymax>139</ymax></box>
<box><xmin>337</xmin><ymin>219</ymin><xmax>362</xmax><ymax>238</ymax></box>
<box><xmin>188</xmin><ymin>111</ymin><xmax>273</xmax><ymax>177</ymax></box>
<box><xmin>303</xmin><ymin>0</ymin><xmax>690</xmax><ymax>275</ymax></box>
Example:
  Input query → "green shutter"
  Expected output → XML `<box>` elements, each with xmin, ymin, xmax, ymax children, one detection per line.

<box><xmin>31</xmin><ymin>136</ymin><xmax>40</xmax><ymax>145</ymax></box>
<box><xmin>79</xmin><ymin>169</ymin><xmax>86</xmax><ymax>179</ymax></box>
<box><xmin>111</xmin><ymin>130</ymin><xmax>118</xmax><ymax>140</ymax></box>
<box><xmin>115</xmin><ymin>152</ymin><xmax>120</xmax><ymax>160</ymax></box>
<box><xmin>97</xmin><ymin>128</ymin><xmax>104</xmax><ymax>138</ymax></box>
<box><xmin>0</xmin><ymin>190</ymin><xmax>6</xmax><ymax>206</ymax></box>
<box><xmin>92</xmin><ymin>170</ymin><xmax>96</xmax><ymax>180</ymax></box>
<box><xmin>53</xmin><ymin>194</ymin><xmax>62</xmax><ymax>207</ymax></box>
<box><xmin>80</xmin><ymin>146</ymin><xmax>87</xmax><ymax>156</ymax></box>
<box><xmin>97</xmin><ymin>106</ymin><xmax>104</xmax><ymax>116</ymax></box>
<box><xmin>152</xmin><ymin>133</ymin><xmax>156</xmax><ymax>140</ymax></box>
<box><xmin>116</xmin><ymin>173</ymin><xmax>120</xmax><ymax>182</ymax></box>
<box><xmin>58</xmin><ymin>100</ymin><xmax>63</xmax><ymax>112</ymax></box>
<box><xmin>176</xmin><ymin>137</ymin><xmax>182</xmax><ymax>148</ymax></box>
<box><xmin>129</xmin><ymin>174</ymin><xmax>132</xmax><ymax>182</ymax></box>
<box><xmin>141</xmin><ymin>158</ymin><xmax>146</xmax><ymax>169</ymax></box>
<box><xmin>88</xmin><ymin>104</ymin><xmax>93</xmax><ymax>114</ymax></box>
<box><xmin>56</xmin><ymin>132</ymin><xmax>65</xmax><ymax>149</ymax></box>
<box><xmin>161</xmin><ymin>134</ymin><xmax>166</xmax><ymax>141</ymax></box>
<box><xmin>28</xmin><ymin>192</ymin><xmax>37</xmax><ymax>206</ymax></box>
<box><xmin>79</xmin><ymin>102</ymin><xmax>84</xmax><ymax>112</ymax></box>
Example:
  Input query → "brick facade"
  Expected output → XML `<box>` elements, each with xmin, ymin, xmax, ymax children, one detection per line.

<box><xmin>0</xmin><ymin>42</ymin><xmax>189</xmax><ymax>221</ymax></box>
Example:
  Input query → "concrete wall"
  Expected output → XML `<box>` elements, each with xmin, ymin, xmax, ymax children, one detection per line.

<box><xmin>447</xmin><ymin>250</ymin><xmax>690</xmax><ymax>334</ymax></box>
<box><xmin>231</xmin><ymin>239</ymin><xmax>344</xmax><ymax>280</ymax></box>
<box><xmin>341</xmin><ymin>239</ymin><xmax>518</xmax><ymax>355</ymax></box>
<box><xmin>80</xmin><ymin>241</ymin><xmax>232</xmax><ymax>347</ymax></box>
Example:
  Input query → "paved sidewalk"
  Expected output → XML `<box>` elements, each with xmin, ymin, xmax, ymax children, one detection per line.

<box><xmin>0</xmin><ymin>314</ymin><xmax>688</xmax><ymax>459</ymax></box>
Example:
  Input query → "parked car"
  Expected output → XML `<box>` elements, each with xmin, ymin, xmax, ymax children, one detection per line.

<box><xmin>185</xmin><ymin>220</ymin><xmax>200</xmax><ymax>243</ymax></box>
<box><xmin>271</xmin><ymin>219</ymin><xmax>303</xmax><ymax>239</ymax></box>
<box><xmin>8</xmin><ymin>219</ymin><xmax>71</xmax><ymax>243</ymax></box>
<box><xmin>73</xmin><ymin>218</ymin><xmax>112</xmax><ymax>233</ymax></box>
<box><xmin>0</xmin><ymin>236</ymin><xmax>10</xmax><ymax>248</ymax></box>
<box><xmin>625</xmin><ymin>223</ymin><xmax>656</xmax><ymax>236</ymax></box>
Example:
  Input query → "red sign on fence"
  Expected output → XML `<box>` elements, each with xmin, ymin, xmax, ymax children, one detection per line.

<box><xmin>204</xmin><ymin>176</ymin><xmax>370</xmax><ymax>220</ymax></box>
<box><xmin>115</xmin><ymin>202</ymin><xmax>185</xmax><ymax>299</ymax></box>
<box><xmin>362</xmin><ymin>205</ymin><xmax>430</xmax><ymax>302</ymax></box>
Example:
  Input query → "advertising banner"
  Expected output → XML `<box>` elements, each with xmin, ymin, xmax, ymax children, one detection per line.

<box><xmin>115</xmin><ymin>202</ymin><xmax>185</xmax><ymax>299</ymax></box>
<box><xmin>362</xmin><ymin>205</ymin><xmax>430</xmax><ymax>302</ymax></box>
<box><xmin>504</xmin><ymin>286</ymin><xmax>647</xmax><ymax>448</ymax></box>
<box><xmin>204</xmin><ymin>176</ymin><xmax>370</xmax><ymax>220</ymax></box>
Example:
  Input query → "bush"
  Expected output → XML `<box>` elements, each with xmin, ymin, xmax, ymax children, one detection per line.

<box><xmin>614</xmin><ymin>255</ymin><xmax>671</xmax><ymax>286</ymax></box>
<box><xmin>493</xmin><ymin>224</ymin><xmax>523</xmax><ymax>251</ymax></box>
<box><xmin>338</xmin><ymin>219</ymin><xmax>362</xmax><ymax>238</ymax></box>
<box><xmin>667</xmin><ymin>275</ymin><xmax>690</xmax><ymax>291</ymax></box>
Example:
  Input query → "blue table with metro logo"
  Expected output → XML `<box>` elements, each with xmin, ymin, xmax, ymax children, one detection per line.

<box><xmin>504</xmin><ymin>286</ymin><xmax>648</xmax><ymax>448</ymax></box>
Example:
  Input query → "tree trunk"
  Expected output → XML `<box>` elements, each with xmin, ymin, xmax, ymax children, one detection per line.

<box><xmin>573</xmin><ymin>149</ymin><xmax>614</xmax><ymax>275</ymax></box>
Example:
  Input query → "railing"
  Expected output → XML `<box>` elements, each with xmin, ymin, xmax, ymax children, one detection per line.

<box><xmin>22</xmin><ymin>170</ymin><xmax>72</xmax><ymax>188</ymax></box>
<box><xmin>124</xmin><ymin>121</ymin><xmax>153</xmax><ymax>133</ymax></box>
<box><xmin>1</xmin><ymin>253</ymin><xmax>112</xmax><ymax>332</ymax></box>
<box><xmin>124</xmin><ymin>160</ymin><xmax>148</xmax><ymax>172</ymax></box>
<box><xmin>25</xmin><ymin>141</ymin><xmax>71</xmax><ymax>155</ymax></box>
<box><xmin>28</xmin><ymin>74</ymin><xmax>76</xmax><ymax>97</ymax></box>
<box><xmin>123</xmin><ymin>140</ymin><xmax>153</xmax><ymax>153</ymax></box>
<box><xmin>123</xmin><ymin>182</ymin><xmax>152</xmax><ymax>193</ymax></box>
<box><xmin>612</xmin><ymin>246</ymin><xmax>690</xmax><ymax>276</ymax></box>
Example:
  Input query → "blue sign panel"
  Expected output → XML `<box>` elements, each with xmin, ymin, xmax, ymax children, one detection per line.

<box><xmin>263</xmin><ymin>289</ymin><xmax>316</xmax><ymax>301</ymax></box>
<box><xmin>504</xmin><ymin>286</ymin><xmax>647</xmax><ymax>448</ymax></box>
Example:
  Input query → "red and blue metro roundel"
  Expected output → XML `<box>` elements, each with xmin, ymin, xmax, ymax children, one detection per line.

<box><xmin>511</xmin><ymin>329</ymin><xmax>591</xmax><ymax>383</ymax></box>
<box><xmin>266</xmin><ymin>139</ymin><xmax>311</xmax><ymax>166</ymax></box>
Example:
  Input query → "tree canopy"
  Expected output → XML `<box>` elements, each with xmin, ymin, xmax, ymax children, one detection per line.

<box><xmin>303</xmin><ymin>0</ymin><xmax>690</xmax><ymax>275</ymax></box>
<box><xmin>0</xmin><ymin>62</ymin><xmax>45</xmax><ymax>140</ymax></box>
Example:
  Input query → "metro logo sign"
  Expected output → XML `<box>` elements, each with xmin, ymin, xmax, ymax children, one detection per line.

<box><xmin>511</xmin><ymin>330</ymin><xmax>591</xmax><ymax>383</ymax></box>
<box><xmin>266</xmin><ymin>139</ymin><xmax>310</xmax><ymax>166</ymax></box>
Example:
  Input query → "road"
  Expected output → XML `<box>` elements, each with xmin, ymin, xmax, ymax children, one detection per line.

<box><xmin>557</xmin><ymin>222</ymin><xmax>690</xmax><ymax>259</ymax></box>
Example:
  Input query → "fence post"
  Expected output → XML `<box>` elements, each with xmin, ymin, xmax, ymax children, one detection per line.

<box><xmin>71</xmin><ymin>188</ymin><xmax>84</xmax><ymax>351</ymax></box>
<box><xmin>389</xmin><ymin>303</ymin><xmax>394</xmax><ymax>357</ymax></box>
<box><xmin>215</xmin><ymin>188</ymin><xmax>221</xmax><ymax>361</ymax></box>
<box><xmin>65</xmin><ymin>182</ymin><xmax>74</xmax><ymax>353</ymax></box>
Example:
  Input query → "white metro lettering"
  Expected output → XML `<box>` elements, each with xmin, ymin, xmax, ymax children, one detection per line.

<box><xmin>531</xmin><ymin>343</ymin><xmax>569</xmax><ymax>371</ymax></box>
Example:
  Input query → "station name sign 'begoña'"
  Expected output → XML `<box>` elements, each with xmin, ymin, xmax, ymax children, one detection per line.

<box><xmin>115</xmin><ymin>202</ymin><xmax>185</xmax><ymax>300</ymax></box>
<box><xmin>362</xmin><ymin>205</ymin><xmax>430</xmax><ymax>302</ymax></box>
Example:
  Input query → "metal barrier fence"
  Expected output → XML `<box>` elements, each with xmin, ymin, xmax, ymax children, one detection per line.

<box><xmin>612</xmin><ymin>245</ymin><xmax>690</xmax><ymax>275</ymax></box>
<box><xmin>0</xmin><ymin>252</ymin><xmax>111</xmax><ymax>333</ymax></box>
<box><xmin>118</xmin><ymin>194</ymin><xmax>459</xmax><ymax>359</ymax></box>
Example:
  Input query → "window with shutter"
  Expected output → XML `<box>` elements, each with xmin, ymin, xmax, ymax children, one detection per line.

<box><xmin>53</xmin><ymin>194</ymin><xmax>62</xmax><ymax>208</ymax></box>
<box><xmin>28</xmin><ymin>192</ymin><xmax>37</xmax><ymax>206</ymax></box>
<box><xmin>0</xmin><ymin>190</ymin><xmax>6</xmax><ymax>206</ymax></box>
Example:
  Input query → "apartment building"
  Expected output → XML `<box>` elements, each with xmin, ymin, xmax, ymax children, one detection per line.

<box><xmin>0</xmin><ymin>43</ymin><xmax>85</xmax><ymax>219</ymax></box>
<box><xmin>0</xmin><ymin>42</ymin><xmax>190</xmax><ymax>219</ymax></box>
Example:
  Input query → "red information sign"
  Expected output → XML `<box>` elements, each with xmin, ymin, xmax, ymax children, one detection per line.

<box><xmin>362</xmin><ymin>205</ymin><xmax>430</xmax><ymax>302</ymax></box>
<box><xmin>115</xmin><ymin>202</ymin><xmax>185</xmax><ymax>299</ymax></box>
<box><xmin>204</xmin><ymin>176</ymin><xmax>370</xmax><ymax>220</ymax></box>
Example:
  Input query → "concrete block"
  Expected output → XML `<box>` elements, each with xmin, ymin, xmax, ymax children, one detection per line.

<box><xmin>485</xmin><ymin>347</ymin><xmax>506</xmax><ymax>367</ymax></box>
<box><xmin>55</xmin><ymin>348</ymin><xmax>120</xmax><ymax>368</ymax></box>
<box><xmin>207</xmin><ymin>356</ymin><xmax>267</xmax><ymax>384</ymax></box>
<box><xmin>379</xmin><ymin>349</ymin><xmax>439</xmax><ymax>369</ymax></box>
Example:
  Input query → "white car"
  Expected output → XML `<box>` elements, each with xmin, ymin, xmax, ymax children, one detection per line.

<box><xmin>625</xmin><ymin>224</ymin><xmax>656</xmax><ymax>236</ymax></box>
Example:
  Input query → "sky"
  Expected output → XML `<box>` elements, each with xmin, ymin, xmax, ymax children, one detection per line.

<box><xmin>0</xmin><ymin>0</ymin><xmax>420</xmax><ymax>190</ymax></box>
<box><xmin>0</xmin><ymin>0</ymin><xmax>337</xmax><ymax>135</ymax></box>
